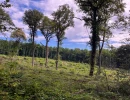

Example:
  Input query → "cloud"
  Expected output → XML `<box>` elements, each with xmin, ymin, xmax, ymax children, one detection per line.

<box><xmin>31</xmin><ymin>0</ymin><xmax>88</xmax><ymax>43</ymax></box>
<box><xmin>111</xmin><ymin>42</ymin><xmax>122</xmax><ymax>48</ymax></box>
<box><xmin>70</xmin><ymin>37</ymin><xmax>89</xmax><ymax>43</ymax></box>
<box><xmin>35</xmin><ymin>36</ymin><xmax>45</xmax><ymax>42</ymax></box>
<box><xmin>1</xmin><ymin>0</ymin><xmax>130</xmax><ymax>48</ymax></box>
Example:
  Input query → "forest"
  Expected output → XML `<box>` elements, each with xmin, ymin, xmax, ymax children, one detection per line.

<box><xmin>1</xmin><ymin>39</ymin><xmax>130</xmax><ymax>70</ymax></box>
<box><xmin>0</xmin><ymin>0</ymin><xmax>130</xmax><ymax>100</ymax></box>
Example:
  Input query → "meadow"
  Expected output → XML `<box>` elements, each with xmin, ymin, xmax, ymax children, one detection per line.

<box><xmin>0</xmin><ymin>55</ymin><xmax>130</xmax><ymax>100</ymax></box>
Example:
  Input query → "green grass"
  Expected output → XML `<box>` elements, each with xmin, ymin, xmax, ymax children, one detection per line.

<box><xmin>0</xmin><ymin>55</ymin><xmax>130</xmax><ymax>100</ymax></box>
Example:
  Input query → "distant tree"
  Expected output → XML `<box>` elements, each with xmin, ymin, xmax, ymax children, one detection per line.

<box><xmin>116</xmin><ymin>45</ymin><xmax>130</xmax><ymax>69</ymax></box>
<box><xmin>52</xmin><ymin>4</ymin><xmax>74</xmax><ymax>69</ymax></box>
<box><xmin>39</xmin><ymin>16</ymin><xmax>55</xmax><ymax>67</ymax></box>
<box><xmin>75</xmin><ymin>0</ymin><xmax>125</xmax><ymax>76</ymax></box>
<box><xmin>23</xmin><ymin>9</ymin><xmax>43</xmax><ymax>67</ymax></box>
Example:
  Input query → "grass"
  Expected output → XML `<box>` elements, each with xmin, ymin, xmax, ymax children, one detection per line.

<box><xmin>0</xmin><ymin>55</ymin><xmax>130</xmax><ymax>100</ymax></box>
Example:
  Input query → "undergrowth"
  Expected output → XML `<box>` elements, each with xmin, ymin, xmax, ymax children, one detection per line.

<box><xmin>0</xmin><ymin>55</ymin><xmax>130</xmax><ymax>100</ymax></box>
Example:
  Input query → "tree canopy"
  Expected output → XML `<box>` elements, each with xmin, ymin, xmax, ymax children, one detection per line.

<box><xmin>52</xmin><ymin>4</ymin><xmax>74</xmax><ymax>42</ymax></box>
<box><xmin>11</xmin><ymin>28</ymin><xmax>26</xmax><ymax>42</ymax></box>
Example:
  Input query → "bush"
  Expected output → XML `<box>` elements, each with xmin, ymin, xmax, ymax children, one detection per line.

<box><xmin>5</xmin><ymin>61</ymin><xmax>19</xmax><ymax>70</ymax></box>
<box><xmin>118</xmin><ymin>81</ymin><xmax>130</xmax><ymax>96</ymax></box>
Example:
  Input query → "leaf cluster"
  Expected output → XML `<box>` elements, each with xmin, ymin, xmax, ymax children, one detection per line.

<box><xmin>52</xmin><ymin>4</ymin><xmax>74</xmax><ymax>41</ymax></box>
<box><xmin>0</xmin><ymin>7</ymin><xmax>14</xmax><ymax>32</ymax></box>
<box><xmin>11</xmin><ymin>28</ymin><xmax>27</xmax><ymax>42</ymax></box>
<box><xmin>39</xmin><ymin>16</ymin><xmax>55</xmax><ymax>42</ymax></box>
<box><xmin>23</xmin><ymin>9</ymin><xmax>43</xmax><ymax>37</ymax></box>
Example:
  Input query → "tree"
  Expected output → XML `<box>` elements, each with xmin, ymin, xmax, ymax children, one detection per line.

<box><xmin>11</xmin><ymin>28</ymin><xmax>26</xmax><ymax>42</ymax></box>
<box><xmin>116</xmin><ymin>45</ymin><xmax>130</xmax><ymax>69</ymax></box>
<box><xmin>0</xmin><ymin>0</ymin><xmax>11</xmax><ymax>8</ymax></box>
<box><xmin>75</xmin><ymin>0</ymin><xmax>125</xmax><ymax>76</ymax></box>
<box><xmin>23</xmin><ymin>9</ymin><xmax>43</xmax><ymax>67</ymax></box>
<box><xmin>118</xmin><ymin>12</ymin><xmax>130</xmax><ymax>45</ymax></box>
<box><xmin>10</xmin><ymin>28</ymin><xmax>26</xmax><ymax>56</ymax></box>
<box><xmin>0</xmin><ymin>7</ymin><xmax>14</xmax><ymax>33</ymax></box>
<box><xmin>52</xmin><ymin>4</ymin><xmax>74</xmax><ymax>69</ymax></box>
<box><xmin>39</xmin><ymin>16</ymin><xmax>55</xmax><ymax>67</ymax></box>
<box><xmin>98</xmin><ymin>20</ymin><xmax>112</xmax><ymax>74</ymax></box>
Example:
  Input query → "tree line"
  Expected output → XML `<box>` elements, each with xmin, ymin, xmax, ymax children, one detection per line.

<box><xmin>0</xmin><ymin>39</ymin><xmax>130</xmax><ymax>70</ymax></box>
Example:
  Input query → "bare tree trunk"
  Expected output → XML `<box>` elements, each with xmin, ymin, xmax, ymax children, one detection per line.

<box><xmin>98</xmin><ymin>30</ymin><xmax>105</xmax><ymax>74</ymax></box>
<box><xmin>89</xmin><ymin>9</ymin><xmax>97</xmax><ymax>76</ymax></box>
<box><xmin>32</xmin><ymin>36</ymin><xmax>35</xmax><ymax>67</ymax></box>
<box><xmin>45</xmin><ymin>41</ymin><xmax>49</xmax><ymax>67</ymax></box>
<box><xmin>56</xmin><ymin>40</ymin><xmax>60</xmax><ymax>70</ymax></box>
<box><xmin>90</xmin><ymin>38</ymin><xmax>97</xmax><ymax>76</ymax></box>
<box><xmin>98</xmin><ymin>46</ymin><xmax>101</xmax><ymax>74</ymax></box>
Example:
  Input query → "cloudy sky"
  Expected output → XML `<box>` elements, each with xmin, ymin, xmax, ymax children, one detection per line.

<box><xmin>0</xmin><ymin>0</ymin><xmax>130</xmax><ymax>49</ymax></box>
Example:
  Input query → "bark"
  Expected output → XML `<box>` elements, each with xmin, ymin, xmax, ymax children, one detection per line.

<box><xmin>98</xmin><ymin>45</ymin><xmax>101</xmax><ymax>74</ymax></box>
<box><xmin>89</xmin><ymin>8</ymin><xmax>97</xmax><ymax>76</ymax></box>
<box><xmin>56</xmin><ymin>40</ymin><xmax>60</xmax><ymax>70</ymax></box>
<box><xmin>45</xmin><ymin>41</ymin><xmax>49</xmax><ymax>67</ymax></box>
<box><xmin>32</xmin><ymin>35</ymin><xmax>35</xmax><ymax>67</ymax></box>
<box><xmin>98</xmin><ymin>44</ymin><xmax>101</xmax><ymax>72</ymax></box>
<box><xmin>98</xmin><ymin>29</ymin><xmax>106</xmax><ymax>74</ymax></box>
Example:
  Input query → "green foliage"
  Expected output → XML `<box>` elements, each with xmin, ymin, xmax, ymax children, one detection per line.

<box><xmin>0</xmin><ymin>55</ymin><xmax>130</xmax><ymax>100</ymax></box>
<box><xmin>118</xmin><ymin>80</ymin><xmax>130</xmax><ymax>96</ymax></box>
<box><xmin>116</xmin><ymin>45</ymin><xmax>130</xmax><ymax>69</ymax></box>
<box><xmin>4</xmin><ymin>61</ymin><xmax>18</xmax><ymax>70</ymax></box>
<box><xmin>11</xmin><ymin>28</ymin><xmax>26</xmax><ymax>42</ymax></box>
<box><xmin>23</xmin><ymin>9</ymin><xmax>43</xmax><ymax>34</ymax></box>
<box><xmin>0</xmin><ymin>7</ymin><xmax>14</xmax><ymax>32</ymax></box>
<box><xmin>52</xmin><ymin>4</ymin><xmax>74</xmax><ymax>41</ymax></box>
<box><xmin>40</xmin><ymin>16</ymin><xmax>55</xmax><ymax>40</ymax></box>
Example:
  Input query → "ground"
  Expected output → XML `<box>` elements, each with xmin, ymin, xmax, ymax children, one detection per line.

<box><xmin>0</xmin><ymin>55</ymin><xmax>130</xmax><ymax>100</ymax></box>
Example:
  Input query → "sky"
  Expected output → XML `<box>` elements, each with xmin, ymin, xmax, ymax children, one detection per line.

<box><xmin>0</xmin><ymin>0</ymin><xmax>130</xmax><ymax>49</ymax></box>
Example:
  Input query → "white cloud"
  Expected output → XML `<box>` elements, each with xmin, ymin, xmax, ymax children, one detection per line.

<box><xmin>111</xmin><ymin>43</ymin><xmax>122</xmax><ymax>48</ymax></box>
<box><xmin>35</xmin><ymin>36</ymin><xmax>45</xmax><ymax>41</ymax></box>
<box><xmin>31</xmin><ymin>0</ymin><xmax>88</xmax><ymax>43</ymax></box>
<box><xmin>70</xmin><ymin>37</ymin><xmax>89</xmax><ymax>43</ymax></box>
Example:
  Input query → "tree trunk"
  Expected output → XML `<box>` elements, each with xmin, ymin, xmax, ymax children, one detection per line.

<box><xmin>98</xmin><ymin>29</ymin><xmax>106</xmax><ymax>74</ymax></box>
<box><xmin>45</xmin><ymin>41</ymin><xmax>49</xmax><ymax>67</ymax></box>
<box><xmin>98</xmin><ymin>45</ymin><xmax>102</xmax><ymax>74</ymax></box>
<box><xmin>89</xmin><ymin>37</ymin><xmax>97</xmax><ymax>76</ymax></box>
<box><xmin>89</xmin><ymin>8</ymin><xmax>97</xmax><ymax>76</ymax></box>
<box><xmin>32</xmin><ymin>35</ymin><xmax>35</xmax><ymax>67</ymax></box>
<box><xmin>56</xmin><ymin>40</ymin><xmax>60</xmax><ymax>70</ymax></box>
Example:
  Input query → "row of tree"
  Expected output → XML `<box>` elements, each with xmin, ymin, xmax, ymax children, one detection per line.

<box><xmin>22</xmin><ymin>4</ymin><xmax>74</xmax><ymax>69</ymax></box>
<box><xmin>0</xmin><ymin>39</ymin><xmax>130</xmax><ymax>70</ymax></box>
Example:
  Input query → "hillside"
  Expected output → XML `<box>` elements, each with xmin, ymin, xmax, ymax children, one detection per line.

<box><xmin>0</xmin><ymin>55</ymin><xmax>130</xmax><ymax>100</ymax></box>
